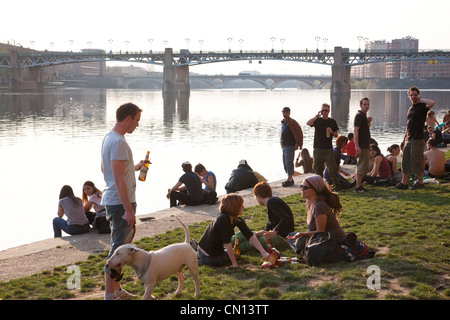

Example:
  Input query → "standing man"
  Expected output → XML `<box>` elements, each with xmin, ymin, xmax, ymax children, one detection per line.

<box><xmin>280</xmin><ymin>107</ymin><xmax>303</xmax><ymax>187</ymax></box>
<box><xmin>394</xmin><ymin>86</ymin><xmax>435</xmax><ymax>190</ymax></box>
<box><xmin>306</xmin><ymin>103</ymin><xmax>341</xmax><ymax>191</ymax></box>
<box><xmin>354</xmin><ymin>97</ymin><xmax>372</xmax><ymax>193</ymax></box>
<box><xmin>101</xmin><ymin>102</ymin><xmax>147</xmax><ymax>300</ymax></box>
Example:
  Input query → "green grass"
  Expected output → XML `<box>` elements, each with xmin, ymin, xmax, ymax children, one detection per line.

<box><xmin>1</xmin><ymin>158</ymin><xmax>449</xmax><ymax>300</ymax></box>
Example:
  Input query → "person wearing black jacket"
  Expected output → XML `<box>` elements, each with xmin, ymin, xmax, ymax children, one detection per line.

<box><xmin>253</xmin><ymin>181</ymin><xmax>294</xmax><ymax>249</ymax></box>
<box><xmin>225</xmin><ymin>160</ymin><xmax>258</xmax><ymax>193</ymax></box>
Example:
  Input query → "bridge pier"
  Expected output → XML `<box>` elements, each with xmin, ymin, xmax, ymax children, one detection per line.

<box><xmin>330</xmin><ymin>47</ymin><xmax>351</xmax><ymax>96</ymax></box>
<box><xmin>163</xmin><ymin>48</ymin><xmax>190</xmax><ymax>95</ymax></box>
<box><xmin>9</xmin><ymin>50</ymin><xmax>44</xmax><ymax>92</ymax></box>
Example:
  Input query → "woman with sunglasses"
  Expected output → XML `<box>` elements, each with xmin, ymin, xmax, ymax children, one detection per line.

<box><xmin>287</xmin><ymin>175</ymin><xmax>345</xmax><ymax>256</ymax></box>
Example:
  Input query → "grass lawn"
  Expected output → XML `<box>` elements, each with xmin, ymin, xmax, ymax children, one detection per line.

<box><xmin>1</xmin><ymin>151</ymin><xmax>449</xmax><ymax>300</ymax></box>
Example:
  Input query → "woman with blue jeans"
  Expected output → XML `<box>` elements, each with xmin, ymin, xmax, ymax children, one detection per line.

<box><xmin>53</xmin><ymin>185</ymin><xmax>90</xmax><ymax>237</ymax></box>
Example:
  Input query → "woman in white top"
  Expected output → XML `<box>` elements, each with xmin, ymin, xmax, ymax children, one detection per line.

<box><xmin>82</xmin><ymin>181</ymin><xmax>106</xmax><ymax>224</ymax></box>
<box><xmin>53</xmin><ymin>185</ymin><xmax>90</xmax><ymax>237</ymax></box>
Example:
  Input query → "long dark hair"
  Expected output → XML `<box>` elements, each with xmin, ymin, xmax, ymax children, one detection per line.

<box><xmin>304</xmin><ymin>175</ymin><xmax>342</xmax><ymax>219</ymax></box>
<box><xmin>59</xmin><ymin>185</ymin><xmax>82</xmax><ymax>208</ymax></box>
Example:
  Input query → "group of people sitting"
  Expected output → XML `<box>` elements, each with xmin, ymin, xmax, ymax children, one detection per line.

<box><xmin>52</xmin><ymin>181</ymin><xmax>109</xmax><ymax>238</ymax></box>
<box><xmin>195</xmin><ymin>176</ymin><xmax>371</xmax><ymax>268</ymax></box>
<box><xmin>167</xmin><ymin>159</ymin><xmax>268</xmax><ymax>208</ymax></box>
<box><xmin>295</xmin><ymin>126</ymin><xmax>449</xmax><ymax>190</ymax></box>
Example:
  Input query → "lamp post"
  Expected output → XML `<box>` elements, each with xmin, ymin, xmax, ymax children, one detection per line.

<box><xmin>185</xmin><ymin>38</ymin><xmax>190</xmax><ymax>51</ymax></box>
<box><xmin>108</xmin><ymin>39</ymin><xmax>113</xmax><ymax>54</ymax></box>
<box><xmin>227</xmin><ymin>37</ymin><xmax>232</xmax><ymax>54</ymax></box>
<box><xmin>323</xmin><ymin>38</ymin><xmax>328</xmax><ymax>53</ymax></box>
<box><xmin>357</xmin><ymin>36</ymin><xmax>363</xmax><ymax>54</ymax></box>
<box><xmin>125</xmin><ymin>40</ymin><xmax>130</xmax><ymax>54</ymax></box>
<box><xmin>30</xmin><ymin>40</ymin><xmax>35</xmax><ymax>56</ymax></box>
<box><xmin>69</xmin><ymin>40</ymin><xmax>74</xmax><ymax>55</ymax></box>
<box><xmin>315</xmin><ymin>36</ymin><xmax>320</xmax><ymax>54</ymax></box>
<box><xmin>270</xmin><ymin>37</ymin><xmax>276</xmax><ymax>54</ymax></box>
<box><xmin>280</xmin><ymin>38</ymin><xmax>285</xmax><ymax>53</ymax></box>
<box><xmin>198</xmin><ymin>39</ymin><xmax>203</xmax><ymax>53</ymax></box>
<box><xmin>239</xmin><ymin>39</ymin><xmax>244</xmax><ymax>53</ymax></box>
<box><xmin>148</xmin><ymin>38</ymin><xmax>153</xmax><ymax>54</ymax></box>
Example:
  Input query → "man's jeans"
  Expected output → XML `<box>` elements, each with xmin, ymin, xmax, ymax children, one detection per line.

<box><xmin>282</xmin><ymin>145</ymin><xmax>295</xmax><ymax>176</ymax></box>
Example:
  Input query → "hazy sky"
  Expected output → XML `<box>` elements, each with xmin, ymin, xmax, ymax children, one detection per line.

<box><xmin>3</xmin><ymin>0</ymin><xmax>450</xmax><ymax>75</ymax></box>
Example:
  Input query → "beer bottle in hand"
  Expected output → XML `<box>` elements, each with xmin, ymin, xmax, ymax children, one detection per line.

<box><xmin>138</xmin><ymin>151</ymin><xmax>150</xmax><ymax>182</ymax></box>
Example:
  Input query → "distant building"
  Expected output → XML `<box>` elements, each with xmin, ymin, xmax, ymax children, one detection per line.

<box><xmin>351</xmin><ymin>36</ymin><xmax>450</xmax><ymax>80</ymax></box>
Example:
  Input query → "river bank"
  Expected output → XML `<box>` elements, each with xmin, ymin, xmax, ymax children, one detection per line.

<box><xmin>0</xmin><ymin>172</ymin><xmax>320</xmax><ymax>283</ymax></box>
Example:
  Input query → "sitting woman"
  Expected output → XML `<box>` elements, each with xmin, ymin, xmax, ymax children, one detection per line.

<box><xmin>53</xmin><ymin>185</ymin><xmax>90</xmax><ymax>237</ymax></box>
<box><xmin>198</xmin><ymin>193</ymin><xmax>270</xmax><ymax>268</ymax></box>
<box><xmin>362</xmin><ymin>144</ymin><xmax>393</xmax><ymax>185</ymax></box>
<box><xmin>295</xmin><ymin>148</ymin><xmax>314</xmax><ymax>174</ymax></box>
<box><xmin>287</xmin><ymin>175</ymin><xmax>345</xmax><ymax>256</ymax></box>
<box><xmin>386</xmin><ymin>144</ymin><xmax>400</xmax><ymax>174</ymax></box>
<box><xmin>82</xmin><ymin>180</ymin><xmax>106</xmax><ymax>224</ymax></box>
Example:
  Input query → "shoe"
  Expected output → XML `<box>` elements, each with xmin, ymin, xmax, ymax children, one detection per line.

<box><xmin>392</xmin><ymin>183</ymin><xmax>408</xmax><ymax>190</ymax></box>
<box><xmin>114</xmin><ymin>288</ymin><xmax>136</xmax><ymax>300</ymax></box>
<box><xmin>411</xmin><ymin>182</ymin><xmax>424</xmax><ymax>190</ymax></box>
<box><xmin>282</xmin><ymin>179</ymin><xmax>294</xmax><ymax>187</ymax></box>
<box><xmin>355</xmin><ymin>186</ymin><xmax>368</xmax><ymax>193</ymax></box>
<box><xmin>332</xmin><ymin>185</ymin><xmax>342</xmax><ymax>192</ymax></box>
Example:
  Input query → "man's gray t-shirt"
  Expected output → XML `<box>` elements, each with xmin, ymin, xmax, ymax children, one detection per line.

<box><xmin>101</xmin><ymin>131</ymin><xmax>136</xmax><ymax>205</ymax></box>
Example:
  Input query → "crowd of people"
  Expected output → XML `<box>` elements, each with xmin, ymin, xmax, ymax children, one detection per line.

<box><xmin>51</xmin><ymin>87</ymin><xmax>449</xmax><ymax>299</ymax></box>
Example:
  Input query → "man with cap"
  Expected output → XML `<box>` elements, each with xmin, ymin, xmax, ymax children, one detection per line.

<box><xmin>281</xmin><ymin>107</ymin><xmax>303</xmax><ymax>187</ymax></box>
<box><xmin>167</xmin><ymin>161</ymin><xmax>203</xmax><ymax>207</ymax></box>
<box><xmin>225</xmin><ymin>159</ymin><xmax>259</xmax><ymax>193</ymax></box>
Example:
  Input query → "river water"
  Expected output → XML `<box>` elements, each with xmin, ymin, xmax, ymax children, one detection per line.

<box><xmin>0</xmin><ymin>88</ymin><xmax>449</xmax><ymax>251</ymax></box>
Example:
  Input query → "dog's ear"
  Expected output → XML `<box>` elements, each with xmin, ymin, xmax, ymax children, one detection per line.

<box><xmin>129</xmin><ymin>246</ymin><xmax>136</xmax><ymax>254</ymax></box>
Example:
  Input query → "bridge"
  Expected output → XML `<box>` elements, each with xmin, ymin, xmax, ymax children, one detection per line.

<box><xmin>1</xmin><ymin>47</ymin><xmax>450</xmax><ymax>94</ymax></box>
<box><xmin>118</xmin><ymin>74</ymin><xmax>331</xmax><ymax>90</ymax></box>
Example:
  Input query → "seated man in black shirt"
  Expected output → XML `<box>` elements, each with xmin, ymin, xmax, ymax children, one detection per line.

<box><xmin>167</xmin><ymin>161</ymin><xmax>203</xmax><ymax>207</ymax></box>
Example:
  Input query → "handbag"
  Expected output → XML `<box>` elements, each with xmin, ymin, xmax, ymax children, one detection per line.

<box><xmin>304</xmin><ymin>232</ymin><xmax>339</xmax><ymax>266</ymax></box>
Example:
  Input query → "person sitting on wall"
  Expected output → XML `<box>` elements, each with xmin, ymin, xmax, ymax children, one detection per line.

<box><xmin>225</xmin><ymin>160</ymin><xmax>259</xmax><ymax>194</ymax></box>
<box><xmin>167</xmin><ymin>161</ymin><xmax>203</xmax><ymax>207</ymax></box>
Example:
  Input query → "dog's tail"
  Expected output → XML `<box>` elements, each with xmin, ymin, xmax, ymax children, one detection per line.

<box><xmin>174</xmin><ymin>216</ymin><xmax>190</xmax><ymax>244</ymax></box>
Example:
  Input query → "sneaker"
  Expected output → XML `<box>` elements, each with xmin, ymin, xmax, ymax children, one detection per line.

<box><xmin>411</xmin><ymin>182</ymin><xmax>424</xmax><ymax>190</ymax></box>
<box><xmin>355</xmin><ymin>186</ymin><xmax>368</xmax><ymax>193</ymax></box>
<box><xmin>114</xmin><ymin>288</ymin><xmax>136</xmax><ymax>300</ymax></box>
<box><xmin>282</xmin><ymin>179</ymin><xmax>294</xmax><ymax>187</ymax></box>
<box><xmin>392</xmin><ymin>183</ymin><xmax>408</xmax><ymax>190</ymax></box>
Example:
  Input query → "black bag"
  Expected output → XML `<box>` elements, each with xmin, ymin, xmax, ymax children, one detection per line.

<box><xmin>93</xmin><ymin>214</ymin><xmax>111</xmax><ymax>234</ymax></box>
<box><xmin>202</xmin><ymin>190</ymin><xmax>218</xmax><ymax>205</ymax></box>
<box><xmin>304</xmin><ymin>232</ymin><xmax>339</xmax><ymax>266</ymax></box>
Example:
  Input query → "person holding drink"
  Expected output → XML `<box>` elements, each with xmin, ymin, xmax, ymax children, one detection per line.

<box><xmin>306</xmin><ymin>103</ymin><xmax>341</xmax><ymax>191</ymax></box>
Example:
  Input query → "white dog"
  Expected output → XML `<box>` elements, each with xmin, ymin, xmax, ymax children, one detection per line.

<box><xmin>106</xmin><ymin>216</ymin><xmax>200</xmax><ymax>299</ymax></box>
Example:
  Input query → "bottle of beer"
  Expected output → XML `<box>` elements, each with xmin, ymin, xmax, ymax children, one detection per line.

<box><xmin>234</xmin><ymin>234</ymin><xmax>240</xmax><ymax>259</ymax></box>
<box><xmin>138</xmin><ymin>151</ymin><xmax>150</xmax><ymax>182</ymax></box>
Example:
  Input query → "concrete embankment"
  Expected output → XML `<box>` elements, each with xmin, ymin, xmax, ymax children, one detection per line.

<box><xmin>0</xmin><ymin>173</ymin><xmax>319</xmax><ymax>282</ymax></box>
